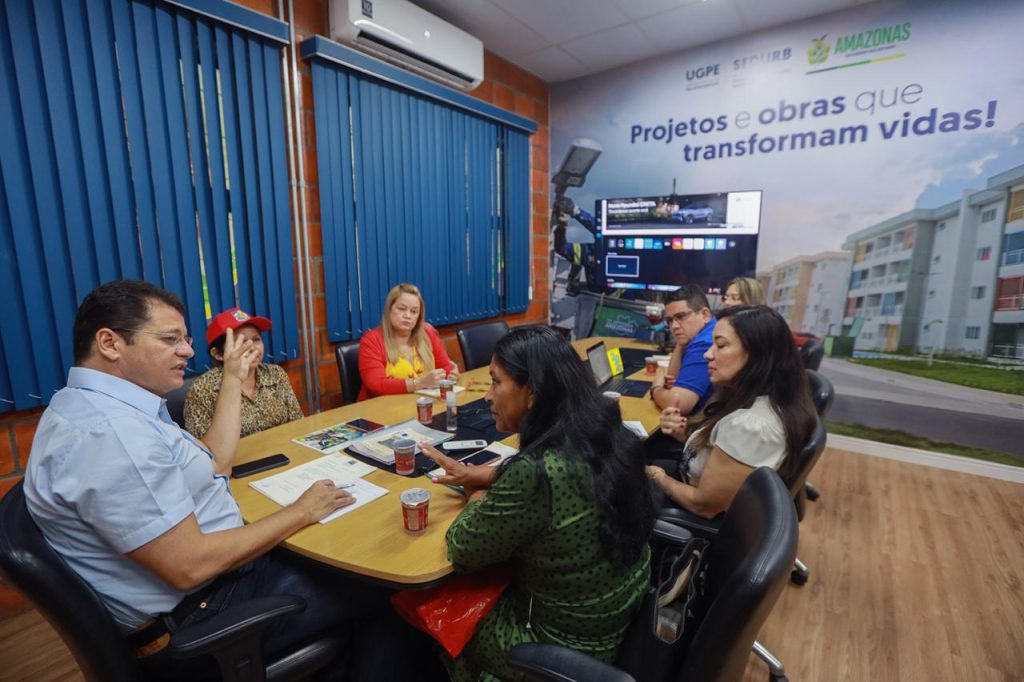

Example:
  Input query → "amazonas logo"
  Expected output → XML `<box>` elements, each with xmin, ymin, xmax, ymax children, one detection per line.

<box><xmin>807</xmin><ymin>23</ymin><xmax>911</xmax><ymax>64</ymax></box>
<box><xmin>835</xmin><ymin>21</ymin><xmax>911</xmax><ymax>56</ymax></box>
<box><xmin>807</xmin><ymin>35</ymin><xmax>830</xmax><ymax>65</ymax></box>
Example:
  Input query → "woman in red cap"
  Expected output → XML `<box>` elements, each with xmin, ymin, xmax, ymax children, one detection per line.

<box><xmin>184</xmin><ymin>308</ymin><xmax>302</xmax><ymax>440</ymax></box>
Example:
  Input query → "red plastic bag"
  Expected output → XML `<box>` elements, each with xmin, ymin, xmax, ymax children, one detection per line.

<box><xmin>391</xmin><ymin>569</ymin><xmax>511</xmax><ymax>658</ymax></box>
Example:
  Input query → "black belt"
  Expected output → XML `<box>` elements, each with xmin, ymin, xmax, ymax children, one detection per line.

<box><xmin>125</xmin><ymin>568</ymin><xmax>245</xmax><ymax>657</ymax></box>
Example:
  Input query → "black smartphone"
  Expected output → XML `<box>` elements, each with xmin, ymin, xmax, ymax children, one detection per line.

<box><xmin>347</xmin><ymin>418</ymin><xmax>385</xmax><ymax>433</ymax></box>
<box><xmin>459</xmin><ymin>450</ymin><xmax>500</xmax><ymax>466</ymax></box>
<box><xmin>231</xmin><ymin>453</ymin><xmax>290</xmax><ymax>478</ymax></box>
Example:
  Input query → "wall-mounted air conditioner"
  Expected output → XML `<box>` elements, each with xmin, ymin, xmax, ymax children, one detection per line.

<box><xmin>329</xmin><ymin>0</ymin><xmax>484</xmax><ymax>91</ymax></box>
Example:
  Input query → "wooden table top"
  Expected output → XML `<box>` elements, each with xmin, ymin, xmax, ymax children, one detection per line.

<box><xmin>229</xmin><ymin>336</ymin><xmax>662</xmax><ymax>586</ymax></box>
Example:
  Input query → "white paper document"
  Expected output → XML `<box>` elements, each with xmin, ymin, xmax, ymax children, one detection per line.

<box><xmin>346</xmin><ymin>419</ymin><xmax>454</xmax><ymax>464</ymax></box>
<box><xmin>623</xmin><ymin>420</ymin><xmax>649</xmax><ymax>439</ymax></box>
<box><xmin>248</xmin><ymin>453</ymin><xmax>386</xmax><ymax>523</ymax></box>
<box><xmin>415</xmin><ymin>385</ymin><xmax>466</xmax><ymax>399</ymax></box>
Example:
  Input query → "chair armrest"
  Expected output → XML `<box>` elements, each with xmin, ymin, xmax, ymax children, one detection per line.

<box><xmin>169</xmin><ymin>595</ymin><xmax>305</xmax><ymax>657</ymax></box>
<box><xmin>507</xmin><ymin>643</ymin><xmax>635</xmax><ymax>682</ymax></box>
<box><xmin>658</xmin><ymin>508</ymin><xmax>723</xmax><ymax>539</ymax></box>
<box><xmin>651</xmin><ymin>519</ymin><xmax>693</xmax><ymax>547</ymax></box>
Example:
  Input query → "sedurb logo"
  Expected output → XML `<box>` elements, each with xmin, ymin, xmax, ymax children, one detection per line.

<box><xmin>807</xmin><ymin>35</ymin><xmax>830</xmax><ymax>65</ymax></box>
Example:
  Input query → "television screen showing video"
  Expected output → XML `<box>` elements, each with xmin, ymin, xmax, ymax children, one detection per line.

<box><xmin>592</xmin><ymin>190</ymin><xmax>761</xmax><ymax>294</ymax></box>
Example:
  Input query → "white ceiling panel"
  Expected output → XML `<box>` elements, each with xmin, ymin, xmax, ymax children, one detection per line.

<box><xmin>412</xmin><ymin>0</ymin><xmax>550</xmax><ymax>57</ymax></box>
<box><xmin>560</xmin><ymin>23</ymin><xmax>668</xmax><ymax>75</ymax></box>
<box><xmin>610</xmin><ymin>0</ymin><xmax>705</xmax><ymax>22</ymax></box>
<box><xmin>514</xmin><ymin>45</ymin><xmax>590</xmax><ymax>83</ymax></box>
<box><xmin>636</xmin><ymin>0</ymin><xmax>746</xmax><ymax>53</ymax></box>
<box><xmin>735</xmin><ymin>0</ymin><xmax>854</xmax><ymax>31</ymax></box>
<box><xmin>405</xmin><ymin>0</ymin><xmax>888</xmax><ymax>83</ymax></box>
<box><xmin>491</xmin><ymin>0</ymin><xmax>631</xmax><ymax>43</ymax></box>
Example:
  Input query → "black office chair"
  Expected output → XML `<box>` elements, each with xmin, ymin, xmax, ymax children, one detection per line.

<box><xmin>508</xmin><ymin>467</ymin><xmax>799</xmax><ymax>682</ymax></box>
<box><xmin>456</xmin><ymin>320</ymin><xmax>509</xmax><ymax>371</ymax></box>
<box><xmin>0</xmin><ymin>481</ymin><xmax>342</xmax><ymax>682</ymax></box>
<box><xmin>162</xmin><ymin>375</ymin><xmax>198</xmax><ymax>429</ymax></box>
<box><xmin>801</xmin><ymin>370</ymin><xmax>834</xmax><ymax>505</ymax></box>
<box><xmin>334</xmin><ymin>339</ymin><xmax>362</xmax><ymax>405</ymax></box>
<box><xmin>798</xmin><ymin>337</ymin><xmax>824</xmax><ymax>372</ymax></box>
<box><xmin>659</xmin><ymin>418</ymin><xmax>826</xmax><ymax>681</ymax></box>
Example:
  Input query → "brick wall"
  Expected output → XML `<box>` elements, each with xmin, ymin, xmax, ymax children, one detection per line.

<box><xmin>0</xmin><ymin>0</ymin><xmax>549</xmax><ymax>618</ymax></box>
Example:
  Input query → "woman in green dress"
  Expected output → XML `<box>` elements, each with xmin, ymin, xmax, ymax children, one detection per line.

<box><xmin>423</xmin><ymin>325</ymin><xmax>657</xmax><ymax>681</ymax></box>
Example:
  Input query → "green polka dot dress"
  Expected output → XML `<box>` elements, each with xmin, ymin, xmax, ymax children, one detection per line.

<box><xmin>443</xmin><ymin>450</ymin><xmax>651</xmax><ymax>681</ymax></box>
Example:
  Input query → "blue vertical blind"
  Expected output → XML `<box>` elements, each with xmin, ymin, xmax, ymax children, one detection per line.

<box><xmin>0</xmin><ymin>0</ymin><xmax>297</xmax><ymax>413</ymax></box>
<box><xmin>306</xmin><ymin>41</ymin><xmax>534</xmax><ymax>341</ymax></box>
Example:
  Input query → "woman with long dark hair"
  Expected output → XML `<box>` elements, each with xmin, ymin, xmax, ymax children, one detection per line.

<box><xmin>423</xmin><ymin>325</ymin><xmax>656</xmax><ymax>681</ymax></box>
<box><xmin>647</xmin><ymin>305</ymin><xmax>817</xmax><ymax>518</ymax></box>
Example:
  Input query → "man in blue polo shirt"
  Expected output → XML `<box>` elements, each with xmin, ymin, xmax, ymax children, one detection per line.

<box><xmin>649</xmin><ymin>284</ymin><xmax>716</xmax><ymax>415</ymax></box>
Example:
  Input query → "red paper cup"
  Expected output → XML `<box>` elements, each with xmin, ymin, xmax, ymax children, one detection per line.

<box><xmin>438</xmin><ymin>379</ymin><xmax>454</xmax><ymax>401</ymax></box>
<box><xmin>393</xmin><ymin>438</ymin><xmax>417</xmax><ymax>476</ymax></box>
<box><xmin>416</xmin><ymin>397</ymin><xmax>433</xmax><ymax>425</ymax></box>
<box><xmin>401</xmin><ymin>488</ymin><xmax>430</xmax><ymax>534</ymax></box>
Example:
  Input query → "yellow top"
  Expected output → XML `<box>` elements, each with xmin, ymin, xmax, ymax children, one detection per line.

<box><xmin>386</xmin><ymin>353</ymin><xmax>423</xmax><ymax>380</ymax></box>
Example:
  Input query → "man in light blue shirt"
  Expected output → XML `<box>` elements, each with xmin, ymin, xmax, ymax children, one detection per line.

<box><xmin>24</xmin><ymin>280</ymin><xmax>439</xmax><ymax>680</ymax></box>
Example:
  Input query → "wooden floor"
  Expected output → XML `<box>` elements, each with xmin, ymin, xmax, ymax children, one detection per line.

<box><xmin>1</xmin><ymin>447</ymin><xmax>1022</xmax><ymax>681</ymax></box>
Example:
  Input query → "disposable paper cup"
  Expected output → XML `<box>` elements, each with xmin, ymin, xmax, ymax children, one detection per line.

<box><xmin>645</xmin><ymin>356</ymin><xmax>658</xmax><ymax>374</ymax></box>
<box><xmin>602</xmin><ymin>391</ymin><xmax>622</xmax><ymax>400</ymax></box>
<box><xmin>400</xmin><ymin>488</ymin><xmax>431</xmax><ymax>534</ymax></box>
<box><xmin>438</xmin><ymin>379</ymin><xmax>455</xmax><ymax>401</ymax></box>
<box><xmin>393</xmin><ymin>438</ymin><xmax>417</xmax><ymax>476</ymax></box>
<box><xmin>416</xmin><ymin>397</ymin><xmax>433</xmax><ymax>425</ymax></box>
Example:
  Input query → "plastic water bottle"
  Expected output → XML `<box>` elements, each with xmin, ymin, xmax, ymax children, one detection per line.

<box><xmin>446</xmin><ymin>389</ymin><xmax>457</xmax><ymax>432</ymax></box>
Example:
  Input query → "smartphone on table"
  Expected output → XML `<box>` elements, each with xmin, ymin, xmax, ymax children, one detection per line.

<box><xmin>231</xmin><ymin>453</ymin><xmax>290</xmax><ymax>478</ymax></box>
<box><xmin>346</xmin><ymin>418</ymin><xmax>385</xmax><ymax>433</ymax></box>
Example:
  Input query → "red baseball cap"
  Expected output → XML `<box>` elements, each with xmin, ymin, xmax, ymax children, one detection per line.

<box><xmin>205</xmin><ymin>307</ymin><xmax>272</xmax><ymax>344</ymax></box>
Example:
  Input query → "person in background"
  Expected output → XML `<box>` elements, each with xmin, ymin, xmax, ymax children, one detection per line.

<box><xmin>649</xmin><ymin>284</ymin><xmax>716</xmax><ymax>416</ymax></box>
<box><xmin>721</xmin><ymin>276</ymin><xmax>765</xmax><ymax>308</ymax></box>
<box><xmin>646</xmin><ymin>305</ymin><xmax>817</xmax><ymax>518</ymax></box>
<box><xmin>423</xmin><ymin>325</ymin><xmax>656</xmax><ymax>682</ymax></box>
<box><xmin>358</xmin><ymin>283</ymin><xmax>458</xmax><ymax>399</ymax></box>
<box><xmin>184</xmin><ymin>308</ymin><xmax>302</xmax><ymax>443</ymax></box>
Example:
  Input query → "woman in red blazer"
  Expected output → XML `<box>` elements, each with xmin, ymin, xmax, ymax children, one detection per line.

<box><xmin>358</xmin><ymin>283</ymin><xmax>457</xmax><ymax>400</ymax></box>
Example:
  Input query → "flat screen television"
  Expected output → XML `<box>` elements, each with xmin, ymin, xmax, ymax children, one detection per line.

<box><xmin>591</xmin><ymin>190</ymin><xmax>762</xmax><ymax>295</ymax></box>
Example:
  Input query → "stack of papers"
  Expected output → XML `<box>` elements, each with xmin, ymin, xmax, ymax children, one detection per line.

<box><xmin>623</xmin><ymin>421</ymin><xmax>649</xmax><ymax>439</ymax></box>
<box><xmin>415</xmin><ymin>385</ymin><xmax>466</xmax><ymax>399</ymax></box>
<box><xmin>248</xmin><ymin>453</ymin><xmax>386</xmax><ymax>524</ymax></box>
<box><xmin>346</xmin><ymin>419</ymin><xmax>454</xmax><ymax>464</ymax></box>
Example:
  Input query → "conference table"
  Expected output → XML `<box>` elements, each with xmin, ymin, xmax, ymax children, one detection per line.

<box><xmin>229</xmin><ymin>336</ymin><xmax>663</xmax><ymax>588</ymax></box>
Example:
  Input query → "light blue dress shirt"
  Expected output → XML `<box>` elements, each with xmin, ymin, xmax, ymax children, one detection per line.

<box><xmin>24</xmin><ymin>367</ymin><xmax>243</xmax><ymax>631</ymax></box>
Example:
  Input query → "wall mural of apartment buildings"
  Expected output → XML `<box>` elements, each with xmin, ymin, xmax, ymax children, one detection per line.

<box><xmin>839</xmin><ymin>166</ymin><xmax>1024</xmax><ymax>358</ymax></box>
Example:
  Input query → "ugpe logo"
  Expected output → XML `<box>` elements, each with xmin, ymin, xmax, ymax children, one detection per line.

<box><xmin>807</xmin><ymin>35</ymin><xmax>830</xmax><ymax>64</ymax></box>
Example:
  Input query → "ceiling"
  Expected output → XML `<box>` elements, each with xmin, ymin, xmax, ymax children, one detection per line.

<box><xmin>411</xmin><ymin>0</ymin><xmax>886</xmax><ymax>83</ymax></box>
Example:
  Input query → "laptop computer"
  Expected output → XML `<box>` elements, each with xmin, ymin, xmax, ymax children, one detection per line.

<box><xmin>585</xmin><ymin>342</ymin><xmax>651</xmax><ymax>398</ymax></box>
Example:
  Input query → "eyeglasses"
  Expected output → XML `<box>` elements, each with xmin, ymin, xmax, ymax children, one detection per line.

<box><xmin>663</xmin><ymin>310</ymin><xmax>697</xmax><ymax>325</ymax></box>
<box><xmin>722</xmin><ymin>293</ymin><xmax>744</xmax><ymax>302</ymax></box>
<box><xmin>115</xmin><ymin>328</ymin><xmax>194</xmax><ymax>349</ymax></box>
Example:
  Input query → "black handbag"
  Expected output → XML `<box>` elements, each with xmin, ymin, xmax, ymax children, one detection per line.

<box><xmin>616</xmin><ymin>536</ymin><xmax>710</xmax><ymax>682</ymax></box>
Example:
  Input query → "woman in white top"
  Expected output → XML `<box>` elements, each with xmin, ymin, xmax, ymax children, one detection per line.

<box><xmin>646</xmin><ymin>305</ymin><xmax>817</xmax><ymax>518</ymax></box>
